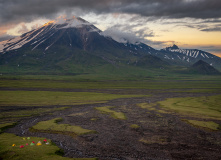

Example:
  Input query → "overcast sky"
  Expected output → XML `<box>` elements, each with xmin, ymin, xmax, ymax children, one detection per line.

<box><xmin>0</xmin><ymin>0</ymin><xmax>221</xmax><ymax>56</ymax></box>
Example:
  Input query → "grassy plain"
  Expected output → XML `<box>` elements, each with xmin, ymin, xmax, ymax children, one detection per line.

<box><xmin>0</xmin><ymin>107</ymin><xmax>69</xmax><ymax>122</ymax></box>
<box><xmin>95</xmin><ymin>106</ymin><xmax>127</xmax><ymax>120</ymax></box>
<box><xmin>0</xmin><ymin>75</ymin><xmax>221</xmax><ymax>159</ymax></box>
<box><xmin>158</xmin><ymin>95</ymin><xmax>221</xmax><ymax>120</ymax></box>
<box><xmin>0</xmin><ymin>91</ymin><xmax>145</xmax><ymax>106</ymax></box>
<box><xmin>0</xmin><ymin>133</ymin><xmax>97</xmax><ymax>160</ymax></box>
<box><xmin>184</xmin><ymin>120</ymin><xmax>221</xmax><ymax>131</ymax></box>
<box><xmin>0</xmin><ymin>74</ymin><xmax>221</xmax><ymax>90</ymax></box>
<box><xmin>31</xmin><ymin>118</ymin><xmax>96</xmax><ymax>136</ymax></box>
<box><xmin>137</xmin><ymin>103</ymin><xmax>156</xmax><ymax>110</ymax></box>
<box><xmin>0</xmin><ymin>123</ymin><xmax>17</xmax><ymax>133</ymax></box>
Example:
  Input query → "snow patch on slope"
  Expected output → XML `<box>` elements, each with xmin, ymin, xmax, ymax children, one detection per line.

<box><xmin>0</xmin><ymin>27</ymin><xmax>49</xmax><ymax>53</ymax></box>
<box><xmin>0</xmin><ymin>16</ymin><xmax>94</xmax><ymax>53</ymax></box>
<box><xmin>0</xmin><ymin>41</ymin><xmax>5</xmax><ymax>52</ymax></box>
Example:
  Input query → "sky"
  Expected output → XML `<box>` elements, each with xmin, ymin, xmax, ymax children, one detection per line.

<box><xmin>0</xmin><ymin>0</ymin><xmax>221</xmax><ymax>57</ymax></box>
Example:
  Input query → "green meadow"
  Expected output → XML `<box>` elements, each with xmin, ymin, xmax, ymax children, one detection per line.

<box><xmin>0</xmin><ymin>133</ymin><xmax>97</xmax><ymax>160</ymax></box>
<box><xmin>0</xmin><ymin>107</ymin><xmax>71</xmax><ymax>125</ymax></box>
<box><xmin>158</xmin><ymin>95</ymin><xmax>221</xmax><ymax>120</ymax></box>
<box><xmin>31</xmin><ymin>118</ymin><xmax>97</xmax><ymax>136</ymax></box>
<box><xmin>0</xmin><ymin>74</ymin><xmax>221</xmax><ymax>159</ymax></box>
<box><xmin>158</xmin><ymin>95</ymin><xmax>221</xmax><ymax>130</ymax></box>
<box><xmin>0</xmin><ymin>90</ymin><xmax>145</xmax><ymax>106</ymax></box>
<box><xmin>184</xmin><ymin>120</ymin><xmax>221</xmax><ymax>131</ymax></box>
<box><xmin>0</xmin><ymin>74</ymin><xmax>221</xmax><ymax>90</ymax></box>
<box><xmin>95</xmin><ymin>106</ymin><xmax>127</xmax><ymax>120</ymax></box>
<box><xmin>0</xmin><ymin>123</ymin><xmax>17</xmax><ymax>133</ymax></box>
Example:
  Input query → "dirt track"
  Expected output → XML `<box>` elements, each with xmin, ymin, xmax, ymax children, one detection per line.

<box><xmin>5</xmin><ymin>89</ymin><xmax>221</xmax><ymax>160</ymax></box>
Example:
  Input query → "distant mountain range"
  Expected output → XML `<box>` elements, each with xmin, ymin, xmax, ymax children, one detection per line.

<box><xmin>159</xmin><ymin>44</ymin><xmax>221</xmax><ymax>68</ymax></box>
<box><xmin>0</xmin><ymin>16</ymin><xmax>220</xmax><ymax>75</ymax></box>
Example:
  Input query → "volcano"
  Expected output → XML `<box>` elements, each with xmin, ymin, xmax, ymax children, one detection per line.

<box><xmin>0</xmin><ymin>16</ymin><xmax>220</xmax><ymax>75</ymax></box>
<box><xmin>0</xmin><ymin>16</ymin><xmax>162</xmax><ymax>74</ymax></box>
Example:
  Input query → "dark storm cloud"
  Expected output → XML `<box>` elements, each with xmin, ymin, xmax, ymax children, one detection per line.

<box><xmin>175</xmin><ymin>22</ymin><xmax>221</xmax><ymax>32</ymax></box>
<box><xmin>201</xmin><ymin>27</ymin><xmax>221</xmax><ymax>32</ymax></box>
<box><xmin>1</xmin><ymin>0</ymin><xmax>221</xmax><ymax>26</ymax></box>
<box><xmin>118</xmin><ymin>0</ymin><xmax>221</xmax><ymax>19</ymax></box>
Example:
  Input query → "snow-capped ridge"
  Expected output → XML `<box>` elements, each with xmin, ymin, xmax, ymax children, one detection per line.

<box><xmin>162</xmin><ymin>44</ymin><xmax>216</xmax><ymax>60</ymax></box>
<box><xmin>42</xmin><ymin>16</ymin><xmax>92</xmax><ymax>29</ymax></box>
<box><xmin>0</xmin><ymin>16</ymin><xmax>101</xmax><ymax>53</ymax></box>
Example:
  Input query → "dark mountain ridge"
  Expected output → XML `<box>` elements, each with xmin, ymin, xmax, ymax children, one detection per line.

<box><xmin>188</xmin><ymin>60</ymin><xmax>220</xmax><ymax>75</ymax></box>
<box><xmin>159</xmin><ymin>45</ymin><xmax>221</xmax><ymax>69</ymax></box>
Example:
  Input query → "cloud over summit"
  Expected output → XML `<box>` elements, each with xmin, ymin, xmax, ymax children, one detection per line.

<box><xmin>1</xmin><ymin>0</ymin><xmax>221</xmax><ymax>26</ymax></box>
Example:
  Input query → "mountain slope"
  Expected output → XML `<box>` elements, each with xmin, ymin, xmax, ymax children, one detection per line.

<box><xmin>0</xmin><ymin>17</ymin><xmax>157</xmax><ymax>58</ymax></box>
<box><xmin>0</xmin><ymin>16</ymin><xmax>161</xmax><ymax>74</ymax></box>
<box><xmin>0</xmin><ymin>17</ymin><xmax>220</xmax><ymax>76</ymax></box>
<box><xmin>188</xmin><ymin>60</ymin><xmax>220</xmax><ymax>75</ymax></box>
<box><xmin>134</xmin><ymin>55</ymin><xmax>169</xmax><ymax>68</ymax></box>
<box><xmin>158</xmin><ymin>45</ymin><xmax>221</xmax><ymax>70</ymax></box>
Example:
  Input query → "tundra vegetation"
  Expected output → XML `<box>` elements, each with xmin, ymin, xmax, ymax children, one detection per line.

<box><xmin>0</xmin><ymin>74</ymin><xmax>221</xmax><ymax>159</ymax></box>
